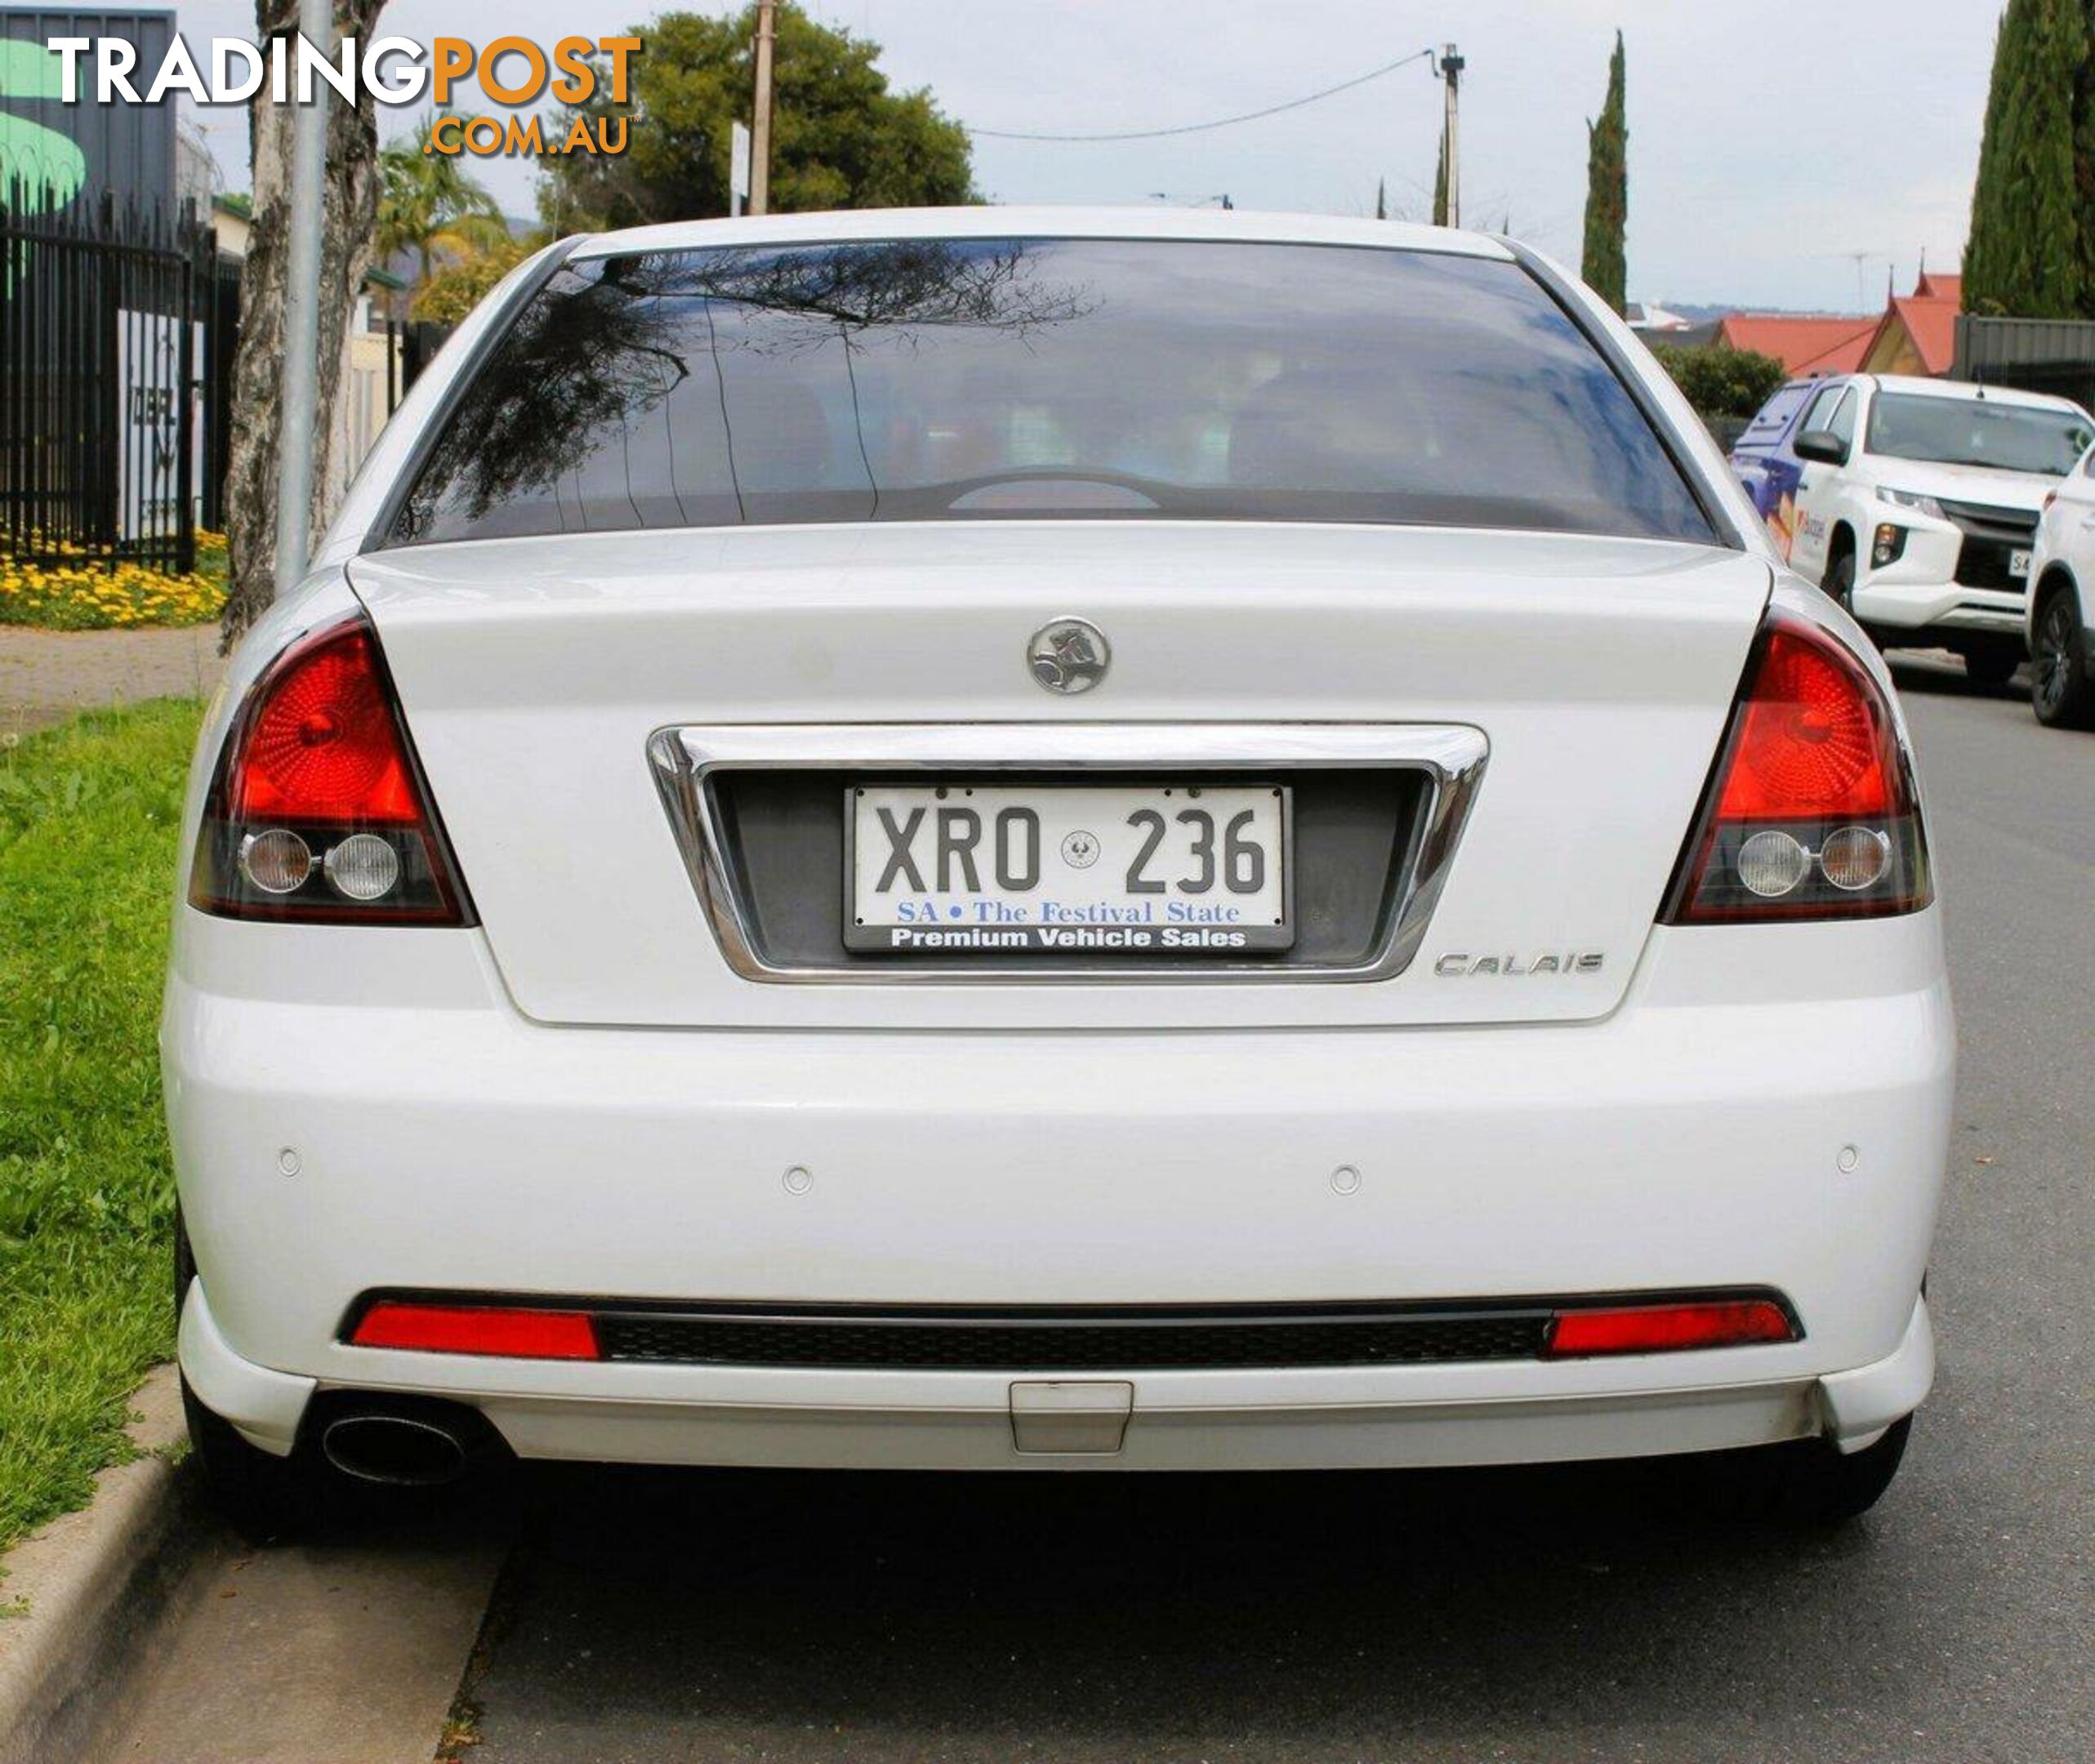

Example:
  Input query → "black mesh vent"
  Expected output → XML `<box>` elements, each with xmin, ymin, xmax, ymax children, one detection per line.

<box><xmin>591</xmin><ymin>1307</ymin><xmax>1548</xmax><ymax>1370</ymax></box>
<box><xmin>1955</xmin><ymin>537</ymin><xmax>2030</xmax><ymax>594</ymax></box>
<box><xmin>1941</xmin><ymin>499</ymin><xmax>2039</xmax><ymax>596</ymax></box>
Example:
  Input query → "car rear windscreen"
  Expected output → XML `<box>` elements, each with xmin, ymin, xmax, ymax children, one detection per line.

<box><xmin>385</xmin><ymin>237</ymin><xmax>1717</xmax><ymax>547</ymax></box>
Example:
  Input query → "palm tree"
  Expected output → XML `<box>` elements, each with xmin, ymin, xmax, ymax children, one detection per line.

<box><xmin>376</xmin><ymin>118</ymin><xmax>510</xmax><ymax>289</ymax></box>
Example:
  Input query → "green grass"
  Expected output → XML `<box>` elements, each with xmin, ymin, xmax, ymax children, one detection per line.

<box><xmin>0</xmin><ymin>699</ymin><xmax>203</xmax><ymax>1554</ymax></box>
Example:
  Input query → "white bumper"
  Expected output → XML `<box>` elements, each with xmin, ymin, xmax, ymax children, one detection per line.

<box><xmin>179</xmin><ymin>1278</ymin><xmax>1934</xmax><ymax>1468</ymax></box>
<box><xmin>1854</xmin><ymin>523</ymin><xmax>2027</xmax><ymax>636</ymax></box>
<box><xmin>164</xmin><ymin>911</ymin><xmax>1954</xmax><ymax>1470</ymax></box>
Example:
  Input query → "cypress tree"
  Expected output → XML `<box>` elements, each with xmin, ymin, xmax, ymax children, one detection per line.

<box><xmin>1581</xmin><ymin>33</ymin><xmax>1629</xmax><ymax>314</ymax></box>
<box><xmin>1964</xmin><ymin>0</ymin><xmax>2087</xmax><ymax>316</ymax></box>
<box><xmin>1433</xmin><ymin>130</ymin><xmax>1449</xmax><ymax>225</ymax></box>
<box><xmin>2075</xmin><ymin>2</ymin><xmax>2095</xmax><ymax>303</ymax></box>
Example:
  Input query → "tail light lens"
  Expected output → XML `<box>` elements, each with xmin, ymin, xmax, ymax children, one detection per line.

<box><xmin>350</xmin><ymin>1300</ymin><xmax>600</xmax><ymax>1360</ymax></box>
<box><xmin>189</xmin><ymin>613</ymin><xmax>474</xmax><ymax>924</ymax></box>
<box><xmin>1545</xmin><ymin>1298</ymin><xmax>1797</xmax><ymax>1357</ymax></box>
<box><xmin>1663</xmin><ymin>608</ymin><xmax>1930</xmax><ymax>923</ymax></box>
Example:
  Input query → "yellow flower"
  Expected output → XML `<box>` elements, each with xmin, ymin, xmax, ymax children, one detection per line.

<box><xmin>0</xmin><ymin>544</ymin><xmax>226</xmax><ymax>631</ymax></box>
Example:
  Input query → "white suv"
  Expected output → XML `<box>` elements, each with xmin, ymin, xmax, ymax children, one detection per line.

<box><xmin>164</xmin><ymin>209</ymin><xmax>1950</xmax><ymax>1534</ymax></box>
<box><xmin>1781</xmin><ymin>374</ymin><xmax>2093</xmax><ymax>684</ymax></box>
<box><xmin>2026</xmin><ymin>446</ymin><xmax>2095</xmax><ymax>728</ymax></box>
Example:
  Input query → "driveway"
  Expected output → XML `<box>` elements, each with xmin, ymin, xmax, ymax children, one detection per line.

<box><xmin>0</xmin><ymin>626</ymin><xmax>225</xmax><ymax>736</ymax></box>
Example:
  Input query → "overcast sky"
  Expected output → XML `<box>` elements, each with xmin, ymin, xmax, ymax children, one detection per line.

<box><xmin>169</xmin><ymin>0</ymin><xmax>2001</xmax><ymax>313</ymax></box>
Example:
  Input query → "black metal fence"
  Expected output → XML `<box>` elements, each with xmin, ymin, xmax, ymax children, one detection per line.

<box><xmin>203</xmin><ymin>251</ymin><xmax>243</xmax><ymax>534</ymax></box>
<box><xmin>1955</xmin><ymin>314</ymin><xmax>2095</xmax><ymax>411</ymax></box>
<box><xmin>1</xmin><ymin>179</ymin><xmax>219</xmax><ymax>574</ymax></box>
<box><xmin>395</xmin><ymin>318</ymin><xmax>452</xmax><ymax>412</ymax></box>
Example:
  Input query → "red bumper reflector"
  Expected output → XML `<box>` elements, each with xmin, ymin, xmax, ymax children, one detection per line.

<box><xmin>1545</xmin><ymin>1298</ymin><xmax>1795</xmax><ymax>1358</ymax></box>
<box><xmin>350</xmin><ymin>1302</ymin><xmax>601</xmax><ymax>1361</ymax></box>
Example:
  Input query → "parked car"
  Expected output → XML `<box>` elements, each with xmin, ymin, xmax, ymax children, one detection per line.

<box><xmin>1730</xmin><ymin>372</ymin><xmax>2094</xmax><ymax>684</ymax></box>
<box><xmin>166</xmin><ymin>209</ymin><xmax>1950</xmax><ymax>1535</ymax></box>
<box><xmin>2026</xmin><ymin>444</ymin><xmax>2095</xmax><ymax>728</ymax></box>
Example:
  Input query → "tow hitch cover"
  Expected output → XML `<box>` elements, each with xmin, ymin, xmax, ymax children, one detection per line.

<box><xmin>1009</xmin><ymin>1380</ymin><xmax>1134</xmax><ymax>1455</ymax></box>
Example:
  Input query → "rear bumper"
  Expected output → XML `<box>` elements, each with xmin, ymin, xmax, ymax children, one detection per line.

<box><xmin>164</xmin><ymin>911</ymin><xmax>1954</xmax><ymax>1471</ymax></box>
<box><xmin>181</xmin><ymin>1279</ymin><xmax>1933</xmax><ymax>1468</ymax></box>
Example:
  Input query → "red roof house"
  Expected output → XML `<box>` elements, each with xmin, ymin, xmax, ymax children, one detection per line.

<box><xmin>1860</xmin><ymin>272</ymin><xmax>1963</xmax><ymax>376</ymax></box>
<box><xmin>1713</xmin><ymin>313</ymin><xmax>1876</xmax><ymax>377</ymax></box>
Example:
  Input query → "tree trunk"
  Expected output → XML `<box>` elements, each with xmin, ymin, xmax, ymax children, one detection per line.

<box><xmin>220</xmin><ymin>0</ymin><xmax>385</xmax><ymax>649</ymax></box>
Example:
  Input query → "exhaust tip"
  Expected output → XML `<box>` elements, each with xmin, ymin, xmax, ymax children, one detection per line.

<box><xmin>319</xmin><ymin>1404</ymin><xmax>485</xmax><ymax>1487</ymax></box>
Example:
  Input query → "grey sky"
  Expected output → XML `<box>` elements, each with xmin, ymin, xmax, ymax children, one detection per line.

<box><xmin>171</xmin><ymin>0</ymin><xmax>2000</xmax><ymax>313</ymax></box>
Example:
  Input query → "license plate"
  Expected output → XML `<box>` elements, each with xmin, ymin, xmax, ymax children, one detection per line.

<box><xmin>847</xmin><ymin>783</ymin><xmax>1291</xmax><ymax>955</ymax></box>
<box><xmin>2010</xmin><ymin>548</ymin><xmax>2032</xmax><ymax>578</ymax></box>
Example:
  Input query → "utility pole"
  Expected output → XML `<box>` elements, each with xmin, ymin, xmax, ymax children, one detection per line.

<box><xmin>1438</xmin><ymin>43</ymin><xmax>1464</xmax><ymax>232</ymax></box>
<box><xmin>274</xmin><ymin>0</ymin><xmax>330</xmax><ymax>595</ymax></box>
<box><xmin>748</xmin><ymin>0</ymin><xmax>777</xmax><ymax>216</ymax></box>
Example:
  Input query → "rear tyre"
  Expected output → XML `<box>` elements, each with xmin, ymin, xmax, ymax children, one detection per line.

<box><xmin>1956</xmin><ymin>644</ymin><xmax>2020</xmax><ymax>689</ymax></box>
<box><xmin>1694</xmin><ymin>1414</ymin><xmax>1913</xmax><ymax>1526</ymax></box>
<box><xmin>176</xmin><ymin>1212</ymin><xmax>331</xmax><ymax>1542</ymax></box>
<box><xmin>2030</xmin><ymin>586</ymin><xmax>2095</xmax><ymax>728</ymax></box>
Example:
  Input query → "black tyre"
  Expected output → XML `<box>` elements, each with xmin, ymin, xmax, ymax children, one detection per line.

<box><xmin>176</xmin><ymin>1212</ymin><xmax>331</xmax><ymax>1541</ymax></box>
<box><xmin>1957</xmin><ymin>644</ymin><xmax>2020</xmax><ymax>689</ymax></box>
<box><xmin>2030</xmin><ymin>586</ymin><xmax>2095</xmax><ymax>728</ymax></box>
<box><xmin>1692</xmin><ymin>1414</ymin><xmax>1912</xmax><ymax>1526</ymax></box>
<box><xmin>1821</xmin><ymin>546</ymin><xmax>1857</xmax><ymax>615</ymax></box>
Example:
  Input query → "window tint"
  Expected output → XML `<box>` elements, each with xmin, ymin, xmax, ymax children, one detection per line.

<box><xmin>1826</xmin><ymin>390</ymin><xmax>1858</xmax><ymax>448</ymax></box>
<box><xmin>1799</xmin><ymin>384</ymin><xmax>1847</xmax><ymax>436</ymax></box>
<box><xmin>1866</xmin><ymin>393</ymin><xmax>2093</xmax><ymax>476</ymax></box>
<box><xmin>1738</xmin><ymin>381</ymin><xmax>1813</xmax><ymax>446</ymax></box>
<box><xmin>388</xmin><ymin>238</ymin><xmax>1716</xmax><ymax>548</ymax></box>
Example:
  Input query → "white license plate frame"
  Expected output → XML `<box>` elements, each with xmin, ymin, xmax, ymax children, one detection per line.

<box><xmin>845</xmin><ymin>781</ymin><xmax>1294</xmax><ymax>956</ymax></box>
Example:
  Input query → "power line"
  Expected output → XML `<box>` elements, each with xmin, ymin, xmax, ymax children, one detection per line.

<box><xmin>970</xmin><ymin>47</ymin><xmax>1437</xmax><ymax>143</ymax></box>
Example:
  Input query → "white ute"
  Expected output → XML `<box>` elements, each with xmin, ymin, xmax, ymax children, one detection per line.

<box><xmin>163</xmin><ymin>209</ymin><xmax>1952</xmax><ymax>1534</ymax></box>
<box><xmin>1785</xmin><ymin>373</ymin><xmax>2093</xmax><ymax>684</ymax></box>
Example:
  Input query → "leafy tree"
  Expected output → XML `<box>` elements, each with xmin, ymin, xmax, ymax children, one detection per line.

<box><xmin>377</xmin><ymin>117</ymin><xmax>510</xmax><ymax>287</ymax></box>
<box><xmin>1580</xmin><ymin>32</ymin><xmax>1628</xmax><ymax>314</ymax></box>
<box><xmin>1964</xmin><ymin>0</ymin><xmax>2088</xmax><ymax>317</ymax></box>
<box><xmin>413</xmin><ymin>237</ymin><xmax>530</xmax><ymax>325</ymax></box>
<box><xmin>1649</xmin><ymin>344</ymin><xmax>1787</xmax><ymax>420</ymax></box>
<box><xmin>539</xmin><ymin>4</ymin><xmax>974</xmax><ymax>232</ymax></box>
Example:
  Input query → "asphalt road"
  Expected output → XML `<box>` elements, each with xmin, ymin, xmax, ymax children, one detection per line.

<box><xmin>454</xmin><ymin>660</ymin><xmax>2093</xmax><ymax>1764</ymax></box>
<box><xmin>105</xmin><ymin>661</ymin><xmax>2095</xmax><ymax>1764</ymax></box>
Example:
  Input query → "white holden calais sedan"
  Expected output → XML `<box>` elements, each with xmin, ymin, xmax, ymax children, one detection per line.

<box><xmin>165</xmin><ymin>208</ymin><xmax>1951</xmax><ymax>1532</ymax></box>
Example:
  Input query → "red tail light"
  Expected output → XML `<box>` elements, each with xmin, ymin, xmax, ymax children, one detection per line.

<box><xmin>1545</xmin><ymin>1298</ymin><xmax>1798</xmax><ymax>1358</ymax></box>
<box><xmin>350</xmin><ymin>1301</ymin><xmax>601</xmax><ymax>1361</ymax></box>
<box><xmin>189</xmin><ymin>613</ymin><xmax>474</xmax><ymax>924</ymax></box>
<box><xmin>1663</xmin><ymin>608</ymin><xmax>1930</xmax><ymax>923</ymax></box>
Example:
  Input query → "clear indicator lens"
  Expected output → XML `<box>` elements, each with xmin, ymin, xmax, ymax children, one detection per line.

<box><xmin>323</xmin><ymin>832</ymin><xmax>403</xmax><ymax>902</ymax></box>
<box><xmin>1819</xmin><ymin>823</ymin><xmax>1892</xmax><ymax>891</ymax></box>
<box><xmin>1736</xmin><ymin>828</ymin><xmax>1812</xmax><ymax>898</ymax></box>
<box><xmin>238</xmin><ymin>828</ymin><xmax>313</xmax><ymax>894</ymax></box>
